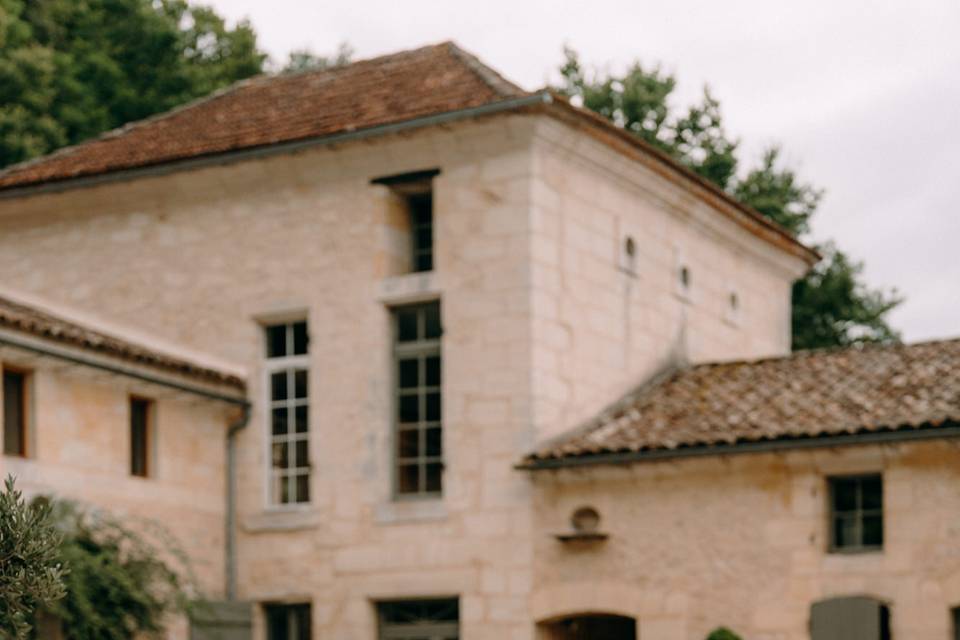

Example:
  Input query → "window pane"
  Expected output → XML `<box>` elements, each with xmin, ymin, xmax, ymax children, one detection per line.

<box><xmin>416</xmin><ymin>252</ymin><xmax>433</xmax><ymax>272</ymax></box>
<box><xmin>832</xmin><ymin>479</ymin><xmax>858</xmax><ymax>512</ymax></box>
<box><xmin>3</xmin><ymin>371</ymin><xmax>25</xmax><ymax>457</ymax></box>
<box><xmin>272</xmin><ymin>407</ymin><xmax>288</xmax><ymax>435</ymax></box>
<box><xmin>266</xmin><ymin>606</ymin><xmax>289</xmax><ymax>640</ymax></box>
<box><xmin>399</xmin><ymin>359</ymin><xmax>419</xmax><ymax>389</ymax></box>
<box><xmin>271</xmin><ymin>474</ymin><xmax>289</xmax><ymax>504</ymax></box>
<box><xmin>397</xmin><ymin>309</ymin><xmax>418</xmax><ymax>342</ymax></box>
<box><xmin>295</xmin><ymin>405</ymin><xmax>308</xmax><ymax>433</ymax></box>
<box><xmin>425</xmin><ymin>462</ymin><xmax>443</xmax><ymax>493</ymax></box>
<box><xmin>295</xmin><ymin>440</ymin><xmax>309</xmax><ymax>468</ymax></box>
<box><xmin>425</xmin><ymin>356</ymin><xmax>441</xmax><ymax>386</ymax></box>
<box><xmin>295</xmin><ymin>474</ymin><xmax>310</xmax><ymax>503</ymax></box>
<box><xmin>862</xmin><ymin>476</ymin><xmax>883</xmax><ymax>510</ymax></box>
<box><xmin>294</xmin><ymin>370</ymin><xmax>308</xmax><ymax>399</ymax></box>
<box><xmin>399</xmin><ymin>394</ymin><xmax>419</xmax><ymax>423</ymax></box>
<box><xmin>862</xmin><ymin>515</ymin><xmax>883</xmax><ymax>547</ymax></box>
<box><xmin>834</xmin><ymin>515</ymin><xmax>857</xmax><ymax>549</ymax></box>
<box><xmin>417</xmin><ymin>227</ymin><xmax>433</xmax><ymax>250</ymax></box>
<box><xmin>272</xmin><ymin>442</ymin><xmax>287</xmax><ymax>469</ymax></box>
<box><xmin>293</xmin><ymin>605</ymin><xmax>311</xmax><ymax>640</ymax></box>
<box><xmin>424</xmin><ymin>303</ymin><xmax>441</xmax><ymax>339</ymax></box>
<box><xmin>398</xmin><ymin>464</ymin><xmax>420</xmax><ymax>494</ymax></box>
<box><xmin>425</xmin><ymin>392</ymin><xmax>441</xmax><ymax>421</ymax></box>
<box><xmin>266</xmin><ymin>325</ymin><xmax>287</xmax><ymax>358</ymax></box>
<box><xmin>271</xmin><ymin>372</ymin><xmax>288</xmax><ymax>401</ymax></box>
<box><xmin>426</xmin><ymin>427</ymin><xmax>442</xmax><ymax>457</ymax></box>
<box><xmin>398</xmin><ymin>429</ymin><xmax>419</xmax><ymax>458</ymax></box>
<box><xmin>292</xmin><ymin>321</ymin><xmax>309</xmax><ymax>355</ymax></box>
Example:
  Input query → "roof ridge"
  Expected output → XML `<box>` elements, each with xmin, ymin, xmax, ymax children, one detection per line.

<box><xmin>444</xmin><ymin>41</ymin><xmax>527</xmax><ymax>97</ymax></box>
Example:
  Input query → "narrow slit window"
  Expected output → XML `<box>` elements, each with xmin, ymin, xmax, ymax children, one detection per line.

<box><xmin>3</xmin><ymin>369</ymin><xmax>26</xmax><ymax>457</ymax></box>
<box><xmin>265</xmin><ymin>320</ymin><xmax>310</xmax><ymax>505</ymax></box>
<box><xmin>392</xmin><ymin>301</ymin><xmax>442</xmax><ymax>497</ymax></box>
<box><xmin>130</xmin><ymin>397</ymin><xmax>152</xmax><ymax>477</ymax></box>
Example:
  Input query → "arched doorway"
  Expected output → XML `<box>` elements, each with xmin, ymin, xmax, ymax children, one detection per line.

<box><xmin>539</xmin><ymin>614</ymin><xmax>637</xmax><ymax>640</ymax></box>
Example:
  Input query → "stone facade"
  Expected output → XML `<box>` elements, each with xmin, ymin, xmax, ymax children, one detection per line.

<box><xmin>531</xmin><ymin>440</ymin><xmax>960</xmax><ymax>639</ymax></box>
<box><xmin>0</xmin><ymin>107</ymin><xmax>935</xmax><ymax>640</ymax></box>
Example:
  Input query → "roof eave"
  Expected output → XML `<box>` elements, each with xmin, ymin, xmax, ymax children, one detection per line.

<box><xmin>516</xmin><ymin>422</ymin><xmax>960</xmax><ymax>471</ymax></box>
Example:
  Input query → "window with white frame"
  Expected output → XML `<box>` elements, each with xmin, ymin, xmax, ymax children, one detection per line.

<box><xmin>392</xmin><ymin>301</ymin><xmax>442</xmax><ymax>497</ymax></box>
<box><xmin>265</xmin><ymin>320</ymin><xmax>310</xmax><ymax>505</ymax></box>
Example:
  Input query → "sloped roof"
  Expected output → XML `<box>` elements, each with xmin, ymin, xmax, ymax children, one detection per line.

<box><xmin>0</xmin><ymin>41</ymin><xmax>817</xmax><ymax>265</ymax></box>
<box><xmin>0</xmin><ymin>294</ymin><xmax>245</xmax><ymax>393</ymax></box>
<box><xmin>0</xmin><ymin>42</ymin><xmax>524</xmax><ymax>191</ymax></box>
<box><xmin>522</xmin><ymin>339</ymin><xmax>960</xmax><ymax>468</ymax></box>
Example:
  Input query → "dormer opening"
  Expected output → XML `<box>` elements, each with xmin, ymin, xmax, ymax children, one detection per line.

<box><xmin>373</xmin><ymin>169</ymin><xmax>439</xmax><ymax>274</ymax></box>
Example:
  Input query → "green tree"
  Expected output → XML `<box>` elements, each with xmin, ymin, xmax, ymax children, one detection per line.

<box><xmin>0</xmin><ymin>0</ymin><xmax>266</xmax><ymax>168</ymax></box>
<box><xmin>558</xmin><ymin>49</ymin><xmax>901</xmax><ymax>350</ymax></box>
<box><xmin>40</xmin><ymin>500</ymin><xmax>193</xmax><ymax>639</ymax></box>
<box><xmin>283</xmin><ymin>41</ymin><xmax>353</xmax><ymax>73</ymax></box>
<box><xmin>706</xmin><ymin>628</ymin><xmax>743</xmax><ymax>640</ymax></box>
<box><xmin>0</xmin><ymin>476</ymin><xmax>66</xmax><ymax>640</ymax></box>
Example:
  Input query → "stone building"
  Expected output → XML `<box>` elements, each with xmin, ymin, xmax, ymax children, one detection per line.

<box><xmin>0</xmin><ymin>42</ymin><xmax>957</xmax><ymax>639</ymax></box>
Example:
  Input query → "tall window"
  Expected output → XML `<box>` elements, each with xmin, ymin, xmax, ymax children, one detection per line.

<box><xmin>130</xmin><ymin>397</ymin><xmax>153</xmax><ymax>477</ymax></box>
<box><xmin>393</xmin><ymin>302</ymin><xmax>442</xmax><ymax>497</ymax></box>
<box><xmin>265</xmin><ymin>320</ymin><xmax>310</xmax><ymax>505</ymax></box>
<box><xmin>829</xmin><ymin>474</ymin><xmax>883</xmax><ymax>552</ymax></box>
<box><xmin>377</xmin><ymin>599</ymin><xmax>459</xmax><ymax>640</ymax></box>
<box><xmin>3</xmin><ymin>369</ymin><xmax>26</xmax><ymax>457</ymax></box>
<box><xmin>265</xmin><ymin>603</ymin><xmax>311</xmax><ymax>640</ymax></box>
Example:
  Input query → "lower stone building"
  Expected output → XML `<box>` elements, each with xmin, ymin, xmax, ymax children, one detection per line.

<box><xmin>0</xmin><ymin>41</ymin><xmax>957</xmax><ymax>640</ymax></box>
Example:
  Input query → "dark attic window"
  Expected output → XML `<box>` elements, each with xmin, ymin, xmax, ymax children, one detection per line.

<box><xmin>372</xmin><ymin>169</ymin><xmax>440</xmax><ymax>273</ymax></box>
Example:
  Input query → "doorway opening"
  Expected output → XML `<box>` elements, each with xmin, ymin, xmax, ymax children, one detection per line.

<box><xmin>538</xmin><ymin>614</ymin><xmax>637</xmax><ymax>640</ymax></box>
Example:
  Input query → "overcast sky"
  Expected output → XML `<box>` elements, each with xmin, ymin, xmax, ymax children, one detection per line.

<box><xmin>208</xmin><ymin>0</ymin><xmax>959</xmax><ymax>342</ymax></box>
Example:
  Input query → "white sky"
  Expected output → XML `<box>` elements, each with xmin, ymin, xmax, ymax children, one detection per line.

<box><xmin>208</xmin><ymin>0</ymin><xmax>960</xmax><ymax>342</ymax></box>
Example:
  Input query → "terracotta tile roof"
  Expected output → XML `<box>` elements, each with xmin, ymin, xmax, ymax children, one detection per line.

<box><xmin>0</xmin><ymin>42</ymin><xmax>525</xmax><ymax>191</ymax></box>
<box><xmin>0</xmin><ymin>41</ymin><xmax>815</xmax><ymax>265</ymax></box>
<box><xmin>0</xmin><ymin>294</ymin><xmax>245</xmax><ymax>393</ymax></box>
<box><xmin>523</xmin><ymin>339</ymin><xmax>960</xmax><ymax>467</ymax></box>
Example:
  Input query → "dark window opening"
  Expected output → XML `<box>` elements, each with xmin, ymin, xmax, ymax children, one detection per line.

<box><xmin>392</xmin><ymin>301</ymin><xmax>442</xmax><ymax>497</ymax></box>
<box><xmin>265</xmin><ymin>603</ymin><xmax>311</xmax><ymax>640</ymax></box>
<box><xmin>829</xmin><ymin>474</ymin><xmax>883</xmax><ymax>552</ymax></box>
<box><xmin>540</xmin><ymin>614</ymin><xmax>636</xmax><ymax>640</ymax></box>
<box><xmin>372</xmin><ymin>169</ymin><xmax>439</xmax><ymax>274</ymax></box>
<box><xmin>130</xmin><ymin>397</ymin><xmax>152</xmax><ymax>477</ymax></box>
<box><xmin>3</xmin><ymin>369</ymin><xmax>26</xmax><ymax>457</ymax></box>
<box><xmin>377</xmin><ymin>598</ymin><xmax>458</xmax><ymax>640</ymax></box>
<box><xmin>952</xmin><ymin>606</ymin><xmax>960</xmax><ymax>640</ymax></box>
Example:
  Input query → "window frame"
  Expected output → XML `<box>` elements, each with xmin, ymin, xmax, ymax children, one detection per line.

<box><xmin>129</xmin><ymin>396</ymin><xmax>154</xmax><ymax>478</ymax></box>
<box><xmin>262</xmin><ymin>319</ymin><xmax>311</xmax><ymax>508</ymax></box>
<box><xmin>391</xmin><ymin>301</ymin><xmax>443</xmax><ymax>500</ymax></box>
<box><xmin>2</xmin><ymin>367</ymin><xmax>29</xmax><ymax>458</ymax></box>
<box><xmin>264</xmin><ymin>602</ymin><xmax>311</xmax><ymax>640</ymax></box>
<box><xmin>377</xmin><ymin>598</ymin><xmax>459</xmax><ymax>640</ymax></box>
<box><xmin>828</xmin><ymin>473</ymin><xmax>884</xmax><ymax>554</ymax></box>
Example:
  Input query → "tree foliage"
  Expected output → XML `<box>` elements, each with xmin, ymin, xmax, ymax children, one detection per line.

<box><xmin>558</xmin><ymin>48</ymin><xmax>901</xmax><ymax>350</ymax></box>
<box><xmin>40</xmin><ymin>500</ymin><xmax>193</xmax><ymax>640</ymax></box>
<box><xmin>0</xmin><ymin>476</ymin><xmax>66</xmax><ymax>640</ymax></box>
<box><xmin>706</xmin><ymin>628</ymin><xmax>743</xmax><ymax>640</ymax></box>
<box><xmin>0</xmin><ymin>0</ymin><xmax>266</xmax><ymax>168</ymax></box>
<box><xmin>283</xmin><ymin>41</ymin><xmax>353</xmax><ymax>73</ymax></box>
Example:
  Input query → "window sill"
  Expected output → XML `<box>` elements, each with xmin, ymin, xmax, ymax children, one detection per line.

<box><xmin>243</xmin><ymin>508</ymin><xmax>321</xmax><ymax>533</ymax></box>
<box><xmin>378</xmin><ymin>271</ymin><xmax>440</xmax><ymax>306</ymax></box>
<box><xmin>375</xmin><ymin>498</ymin><xmax>447</xmax><ymax>525</ymax></box>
